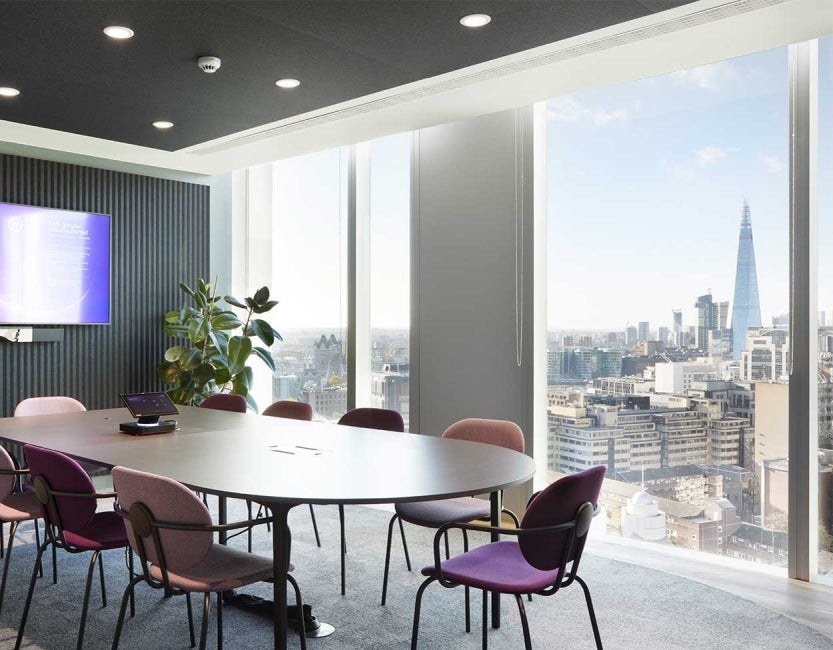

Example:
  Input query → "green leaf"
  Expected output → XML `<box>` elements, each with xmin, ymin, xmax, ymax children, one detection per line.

<box><xmin>227</xmin><ymin>336</ymin><xmax>252</xmax><ymax>376</ymax></box>
<box><xmin>165</xmin><ymin>310</ymin><xmax>181</xmax><ymax>324</ymax></box>
<box><xmin>198</xmin><ymin>278</ymin><xmax>208</xmax><ymax>294</ymax></box>
<box><xmin>211</xmin><ymin>313</ymin><xmax>242</xmax><ymax>331</ymax></box>
<box><xmin>187</xmin><ymin>316</ymin><xmax>206</xmax><ymax>343</ymax></box>
<box><xmin>194</xmin><ymin>290</ymin><xmax>207</xmax><ymax>309</ymax></box>
<box><xmin>214</xmin><ymin>367</ymin><xmax>232</xmax><ymax>385</ymax></box>
<box><xmin>233</xmin><ymin>367</ymin><xmax>253</xmax><ymax>395</ymax></box>
<box><xmin>245</xmin><ymin>392</ymin><xmax>259</xmax><ymax>413</ymax></box>
<box><xmin>246</xmin><ymin>319</ymin><xmax>275</xmax><ymax>346</ymax></box>
<box><xmin>224</xmin><ymin>295</ymin><xmax>247</xmax><ymax>309</ymax></box>
<box><xmin>164</xmin><ymin>324</ymin><xmax>189</xmax><ymax>338</ymax></box>
<box><xmin>182</xmin><ymin>348</ymin><xmax>203</xmax><ymax>370</ymax></box>
<box><xmin>245</xmin><ymin>297</ymin><xmax>258</xmax><ymax>311</ymax></box>
<box><xmin>252</xmin><ymin>346</ymin><xmax>276</xmax><ymax>371</ymax></box>
<box><xmin>253</xmin><ymin>286</ymin><xmax>270</xmax><ymax>304</ymax></box>
<box><xmin>164</xmin><ymin>346</ymin><xmax>188</xmax><ymax>362</ymax></box>
<box><xmin>193</xmin><ymin>363</ymin><xmax>216</xmax><ymax>387</ymax></box>
<box><xmin>179</xmin><ymin>282</ymin><xmax>195</xmax><ymax>299</ymax></box>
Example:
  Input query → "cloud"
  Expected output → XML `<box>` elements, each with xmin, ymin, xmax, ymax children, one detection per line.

<box><xmin>660</xmin><ymin>159</ymin><xmax>696</xmax><ymax>183</ymax></box>
<box><xmin>759</xmin><ymin>154</ymin><xmax>783</xmax><ymax>173</ymax></box>
<box><xmin>696</xmin><ymin>146</ymin><xmax>728</xmax><ymax>166</ymax></box>
<box><xmin>671</xmin><ymin>61</ymin><xmax>738</xmax><ymax>91</ymax></box>
<box><xmin>547</xmin><ymin>97</ymin><xmax>636</xmax><ymax>127</ymax></box>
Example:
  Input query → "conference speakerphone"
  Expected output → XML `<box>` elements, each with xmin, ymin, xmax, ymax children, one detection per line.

<box><xmin>120</xmin><ymin>392</ymin><xmax>179</xmax><ymax>435</ymax></box>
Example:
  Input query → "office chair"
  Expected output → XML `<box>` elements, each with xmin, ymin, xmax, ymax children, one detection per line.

<box><xmin>411</xmin><ymin>465</ymin><xmax>606</xmax><ymax>650</ymax></box>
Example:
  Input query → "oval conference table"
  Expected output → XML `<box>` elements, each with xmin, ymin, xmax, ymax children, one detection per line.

<box><xmin>0</xmin><ymin>406</ymin><xmax>536</xmax><ymax>650</ymax></box>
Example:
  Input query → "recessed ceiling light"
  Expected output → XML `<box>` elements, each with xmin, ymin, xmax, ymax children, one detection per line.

<box><xmin>152</xmin><ymin>120</ymin><xmax>174</xmax><ymax>129</ymax></box>
<box><xmin>460</xmin><ymin>13</ymin><xmax>491</xmax><ymax>28</ymax></box>
<box><xmin>275</xmin><ymin>78</ymin><xmax>300</xmax><ymax>89</ymax></box>
<box><xmin>103</xmin><ymin>25</ymin><xmax>134</xmax><ymax>40</ymax></box>
<box><xmin>0</xmin><ymin>87</ymin><xmax>20</xmax><ymax>97</ymax></box>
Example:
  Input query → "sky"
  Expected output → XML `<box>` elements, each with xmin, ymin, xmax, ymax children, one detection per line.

<box><xmin>267</xmin><ymin>38</ymin><xmax>831</xmax><ymax>337</ymax></box>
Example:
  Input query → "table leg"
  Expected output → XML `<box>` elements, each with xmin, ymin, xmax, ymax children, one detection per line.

<box><xmin>490</xmin><ymin>490</ymin><xmax>502</xmax><ymax>629</ymax></box>
<box><xmin>271</xmin><ymin>502</ymin><xmax>291</xmax><ymax>650</ymax></box>
<box><xmin>218</xmin><ymin>495</ymin><xmax>228</xmax><ymax>545</ymax></box>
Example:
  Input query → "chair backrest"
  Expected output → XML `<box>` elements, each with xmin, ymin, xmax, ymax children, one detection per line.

<box><xmin>519</xmin><ymin>465</ymin><xmax>606</xmax><ymax>571</ymax></box>
<box><xmin>14</xmin><ymin>396</ymin><xmax>86</xmax><ymax>417</ymax></box>
<box><xmin>338</xmin><ymin>407</ymin><xmax>405</xmax><ymax>432</ymax></box>
<box><xmin>23</xmin><ymin>444</ymin><xmax>96</xmax><ymax>533</ymax></box>
<box><xmin>112</xmin><ymin>466</ymin><xmax>213</xmax><ymax>573</ymax></box>
<box><xmin>263</xmin><ymin>400</ymin><xmax>313</xmax><ymax>421</ymax></box>
<box><xmin>442</xmin><ymin>418</ymin><xmax>524</xmax><ymax>454</ymax></box>
<box><xmin>199</xmin><ymin>393</ymin><xmax>247</xmax><ymax>413</ymax></box>
<box><xmin>0</xmin><ymin>446</ymin><xmax>17</xmax><ymax>501</ymax></box>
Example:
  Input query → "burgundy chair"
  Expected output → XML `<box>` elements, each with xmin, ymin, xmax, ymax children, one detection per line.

<box><xmin>17</xmin><ymin>445</ymin><xmax>133</xmax><ymax>650</ymax></box>
<box><xmin>111</xmin><ymin>466</ymin><xmax>306</xmax><ymax>650</ymax></box>
<box><xmin>336</xmin><ymin>408</ymin><xmax>405</xmax><ymax>595</ymax></box>
<box><xmin>411</xmin><ymin>465</ymin><xmax>606</xmax><ymax>650</ymax></box>
<box><xmin>262</xmin><ymin>401</ymin><xmax>320</xmax><ymax>547</ymax></box>
<box><xmin>0</xmin><ymin>445</ymin><xmax>43</xmax><ymax>617</ymax></box>
<box><xmin>381</xmin><ymin>418</ymin><xmax>524</xmax><ymax>609</ymax></box>
<box><xmin>200</xmin><ymin>393</ymin><xmax>247</xmax><ymax>413</ymax></box>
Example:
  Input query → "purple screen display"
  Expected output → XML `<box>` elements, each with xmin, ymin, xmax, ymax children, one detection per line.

<box><xmin>0</xmin><ymin>203</ymin><xmax>110</xmax><ymax>324</ymax></box>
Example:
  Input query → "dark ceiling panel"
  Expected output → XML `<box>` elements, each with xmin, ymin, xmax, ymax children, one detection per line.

<box><xmin>0</xmin><ymin>1</ymin><xmax>695</xmax><ymax>151</ymax></box>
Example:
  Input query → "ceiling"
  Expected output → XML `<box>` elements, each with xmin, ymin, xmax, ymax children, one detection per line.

<box><xmin>0</xmin><ymin>1</ymin><xmax>696</xmax><ymax>153</ymax></box>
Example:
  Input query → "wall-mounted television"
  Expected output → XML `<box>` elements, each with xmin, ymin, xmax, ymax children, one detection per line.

<box><xmin>0</xmin><ymin>202</ymin><xmax>110</xmax><ymax>325</ymax></box>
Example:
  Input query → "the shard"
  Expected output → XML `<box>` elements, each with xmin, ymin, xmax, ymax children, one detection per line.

<box><xmin>730</xmin><ymin>200</ymin><xmax>762</xmax><ymax>358</ymax></box>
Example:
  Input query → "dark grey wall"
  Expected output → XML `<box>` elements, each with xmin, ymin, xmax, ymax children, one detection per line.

<box><xmin>0</xmin><ymin>154</ymin><xmax>210</xmax><ymax>416</ymax></box>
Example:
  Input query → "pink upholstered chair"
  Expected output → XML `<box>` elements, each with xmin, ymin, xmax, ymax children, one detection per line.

<box><xmin>411</xmin><ymin>466</ymin><xmax>606</xmax><ymax>650</ymax></box>
<box><xmin>17</xmin><ymin>445</ymin><xmax>133</xmax><ymax>650</ymax></box>
<box><xmin>0</xmin><ymin>445</ymin><xmax>42</xmax><ymax>617</ymax></box>
<box><xmin>199</xmin><ymin>393</ymin><xmax>247</xmax><ymax>413</ymax></box>
<box><xmin>381</xmin><ymin>418</ymin><xmax>524</xmax><ymax>611</ymax></box>
<box><xmin>262</xmin><ymin>400</ymin><xmax>312</xmax><ymax>421</ymax></box>
<box><xmin>111</xmin><ymin>465</ymin><xmax>306</xmax><ymax>650</ymax></box>
<box><xmin>262</xmin><ymin>401</ymin><xmax>320</xmax><ymax>547</ymax></box>
<box><xmin>336</xmin><ymin>408</ymin><xmax>405</xmax><ymax>595</ymax></box>
<box><xmin>14</xmin><ymin>396</ymin><xmax>86</xmax><ymax>417</ymax></box>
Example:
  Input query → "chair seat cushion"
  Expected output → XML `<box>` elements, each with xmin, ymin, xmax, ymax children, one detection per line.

<box><xmin>0</xmin><ymin>491</ymin><xmax>41</xmax><ymax>522</ymax></box>
<box><xmin>150</xmin><ymin>544</ymin><xmax>287</xmax><ymax>593</ymax></box>
<box><xmin>64</xmin><ymin>511</ymin><xmax>129</xmax><ymax>551</ymax></box>
<box><xmin>396</xmin><ymin>497</ymin><xmax>491</xmax><ymax>526</ymax></box>
<box><xmin>421</xmin><ymin>540</ymin><xmax>560</xmax><ymax>594</ymax></box>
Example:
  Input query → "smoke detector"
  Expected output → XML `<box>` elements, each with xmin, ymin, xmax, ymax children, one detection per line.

<box><xmin>197</xmin><ymin>56</ymin><xmax>221</xmax><ymax>73</ymax></box>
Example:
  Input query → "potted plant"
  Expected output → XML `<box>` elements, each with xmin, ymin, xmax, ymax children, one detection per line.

<box><xmin>157</xmin><ymin>278</ymin><xmax>281</xmax><ymax>411</ymax></box>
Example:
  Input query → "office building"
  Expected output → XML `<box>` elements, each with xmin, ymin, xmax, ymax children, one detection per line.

<box><xmin>731</xmin><ymin>201</ymin><xmax>763</xmax><ymax>359</ymax></box>
<box><xmin>638</xmin><ymin>321</ymin><xmax>650</xmax><ymax>342</ymax></box>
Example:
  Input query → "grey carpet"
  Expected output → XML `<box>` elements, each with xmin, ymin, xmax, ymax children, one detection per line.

<box><xmin>0</xmin><ymin>501</ymin><xmax>829</xmax><ymax>649</ymax></box>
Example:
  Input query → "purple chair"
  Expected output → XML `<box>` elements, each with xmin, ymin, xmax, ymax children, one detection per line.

<box><xmin>200</xmin><ymin>393</ymin><xmax>247</xmax><ymax>413</ymax></box>
<box><xmin>336</xmin><ymin>408</ymin><xmax>405</xmax><ymax>595</ymax></box>
<box><xmin>411</xmin><ymin>465</ymin><xmax>606</xmax><ymax>650</ymax></box>
<box><xmin>0</xmin><ymin>445</ymin><xmax>43</xmax><ymax>617</ymax></box>
<box><xmin>111</xmin><ymin>466</ymin><xmax>306</xmax><ymax>650</ymax></box>
<box><xmin>263</xmin><ymin>401</ymin><xmax>320</xmax><ymax>547</ymax></box>
<box><xmin>381</xmin><ymin>418</ymin><xmax>524</xmax><ymax>609</ymax></box>
<box><xmin>17</xmin><ymin>445</ymin><xmax>133</xmax><ymax>650</ymax></box>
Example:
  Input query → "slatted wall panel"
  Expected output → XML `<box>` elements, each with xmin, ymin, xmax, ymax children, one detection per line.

<box><xmin>0</xmin><ymin>154</ymin><xmax>210</xmax><ymax>416</ymax></box>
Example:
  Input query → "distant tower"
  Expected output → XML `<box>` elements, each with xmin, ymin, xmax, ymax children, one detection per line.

<box><xmin>731</xmin><ymin>200</ymin><xmax>762</xmax><ymax>359</ymax></box>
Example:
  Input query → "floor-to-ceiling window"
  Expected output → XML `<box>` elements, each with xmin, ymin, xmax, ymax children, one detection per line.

<box><xmin>269</xmin><ymin>148</ymin><xmax>349</xmax><ymax>422</ymax></box>
<box><xmin>545</xmin><ymin>46</ymin><xmax>789</xmax><ymax>568</ymax></box>
<box><xmin>367</xmin><ymin>133</ymin><xmax>411</xmax><ymax>428</ymax></box>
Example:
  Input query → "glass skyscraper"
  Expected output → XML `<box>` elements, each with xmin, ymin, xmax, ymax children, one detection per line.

<box><xmin>731</xmin><ymin>200</ymin><xmax>763</xmax><ymax>359</ymax></box>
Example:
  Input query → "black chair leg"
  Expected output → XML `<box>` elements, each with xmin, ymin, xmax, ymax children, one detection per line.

<box><xmin>0</xmin><ymin>521</ymin><xmax>19</xmax><ymax>616</ymax></box>
<box><xmin>463</xmin><ymin>529</ymin><xmax>470</xmax><ymax>633</ymax></box>
<box><xmin>338</xmin><ymin>504</ymin><xmax>346</xmax><ymax>595</ymax></box>
<box><xmin>309</xmin><ymin>504</ymin><xmax>321</xmax><ymax>547</ymax></box>
<box><xmin>217</xmin><ymin>591</ymin><xmax>223</xmax><ymax>650</ymax></box>
<box><xmin>33</xmin><ymin>519</ymin><xmax>44</xmax><ymax>579</ymax></box>
<box><xmin>381</xmin><ymin>513</ymin><xmax>397</xmax><ymax>606</ymax></box>
<box><xmin>398</xmin><ymin>517</ymin><xmax>411</xmax><ymax>570</ymax></box>
<box><xmin>52</xmin><ymin>539</ymin><xmax>57</xmax><ymax>584</ymax></box>
<box><xmin>247</xmin><ymin>501</ymin><xmax>253</xmax><ymax>553</ymax></box>
<box><xmin>410</xmin><ymin>576</ymin><xmax>437</xmax><ymax>650</ymax></box>
<box><xmin>14</xmin><ymin>540</ymin><xmax>47</xmax><ymax>650</ymax></box>
<box><xmin>288</xmin><ymin>574</ymin><xmax>307</xmax><ymax>650</ymax></box>
<box><xmin>77</xmin><ymin>550</ymin><xmax>100</xmax><ymax>650</ymax></box>
<box><xmin>515</xmin><ymin>594</ymin><xmax>532</xmax><ymax>650</ymax></box>
<box><xmin>199</xmin><ymin>591</ymin><xmax>211</xmax><ymax>650</ymax></box>
<box><xmin>482</xmin><ymin>589</ymin><xmax>488</xmax><ymax>650</ymax></box>
<box><xmin>128</xmin><ymin>550</ymin><xmax>135</xmax><ymax>618</ymax></box>
<box><xmin>575</xmin><ymin>575</ymin><xmax>603</xmax><ymax>650</ymax></box>
<box><xmin>111</xmin><ymin>574</ymin><xmax>143</xmax><ymax>650</ymax></box>
<box><xmin>186</xmin><ymin>592</ymin><xmax>196</xmax><ymax>648</ymax></box>
<box><xmin>502</xmin><ymin>507</ymin><xmax>520</xmax><ymax>528</ymax></box>
<box><xmin>98</xmin><ymin>551</ymin><xmax>107</xmax><ymax>606</ymax></box>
